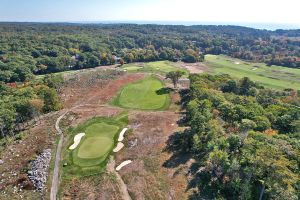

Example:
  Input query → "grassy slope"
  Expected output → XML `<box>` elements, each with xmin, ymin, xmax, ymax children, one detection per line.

<box><xmin>205</xmin><ymin>54</ymin><xmax>300</xmax><ymax>90</ymax></box>
<box><xmin>113</xmin><ymin>76</ymin><xmax>171</xmax><ymax>110</ymax></box>
<box><xmin>122</xmin><ymin>61</ymin><xmax>188</xmax><ymax>76</ymax></box>
<box><xmin>113</xmin><ymin>76</ymin><xmax>170</xmax><ymax>110</ymax></box>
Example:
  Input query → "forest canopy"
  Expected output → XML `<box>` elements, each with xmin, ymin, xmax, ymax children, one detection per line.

<box><xmin>174</xmin><ymin>74</ymin><xmax>300</xmax><ymax>199</ymax></box>
<box><xmin>0</xmin><ymin>23</ymin><xmax>299</xmax><ymax>83</ymax></box>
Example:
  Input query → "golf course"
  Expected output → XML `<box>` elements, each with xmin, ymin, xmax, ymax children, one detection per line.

<box><xmin>205</xmin><ymin>54</ymin><xmax>300</xmax><ymax>89</ymax></box>
<box><xmin>113</xmin><ymin>76</ymin><xmax>171</xmax><ymax>110</ymax></box>
<box><xmin>64</xmin><ymin>75</ymin><xmax>171</xmax><ymax>177</ymax></box>
<box><xmin>122</xmin><ymin>61</ymin><xmax>188</xmax><ymax>75</ymax></box>
<box><xmin>63</xmin><ymin>115</ymin><xmax>128</xmax><ymax>176</ymax></box>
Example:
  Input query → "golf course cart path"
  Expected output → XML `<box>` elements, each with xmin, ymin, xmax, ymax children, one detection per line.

<box><xmin>51</xmin><ymin>110</ymin><xmax>70</xmax><ymax>200</ymax></box>
<box><xmin>107</xmin><ymin>157</ymin><xmax>132</xmax><ymax>200</ymax></box>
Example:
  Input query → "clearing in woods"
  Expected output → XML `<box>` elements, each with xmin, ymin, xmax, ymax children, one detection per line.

<box><xmin>112</xmin><ymin>76</ymin><xmax>171</xmax><ymax>110</ymax></box>
<box><xmin>205</xmin><ymin>54</ymin><xmax>300</xmax><ymax>89</ymax></box>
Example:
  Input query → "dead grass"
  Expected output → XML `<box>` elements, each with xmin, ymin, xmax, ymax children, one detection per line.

<box><xmin>0</xmin><ymin>112</ymin><xmax>58</xmax><ymax>199</ymax></box>
<box><xmin>172</xmin><ymin>62</ymin><xmax>210</xmax><ymax>74</ymax></box>
<box><xmin>115</xmin><ymin>111</ymin><xmax>190</xmax><ymax>200</ymax></box>
<box><xmin>61</xmin><ymin>172</ymin><xmax>122</xmax><ymax>200</ymax></box>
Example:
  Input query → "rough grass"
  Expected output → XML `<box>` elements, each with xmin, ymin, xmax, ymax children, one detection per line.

<box><xmin>122</xmin><ymin>61</ymin><xmax>188</xmax><ymax>76</ymax></box>
<box><xmin>112</xmin><ymin>76</ymin><xmax>171</xmax><ymax>110</ymax></box>
<box><xmin>62</xmin><ymin>114</ymin><xmax>128</xmax><ymax>177</ymax></box>
<box><xmin>205</xmin><ymin>54</ymin><xmax>300</xmax><ymax>90</ymax></box>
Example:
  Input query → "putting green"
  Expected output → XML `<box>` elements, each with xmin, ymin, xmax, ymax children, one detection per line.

<box><xmin>114</xmin><ymin>76</ymin><xmax>170</xmax><ymax>110</ymax></box>
<box><xmin>77</xmin><ymin>137</ymin><xmax>113</xmax><ymax>159</ymax></box>
<box><xmin>71</xmin><ymin>122</ymin><xmax>120</xmax><ymax>167</ymax></box>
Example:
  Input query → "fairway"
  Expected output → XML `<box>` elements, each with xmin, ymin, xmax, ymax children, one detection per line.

<box><xmin>114</xmin><ymin>76</ymin><xmax>170</xmax><ymax>110</ymax></box>
<box><xmin>205</xmin><ymin>55</ymin><xmax>300</xmax><ymax>90</ymax></box>
<box><xmin>122</xmin><ymin>61</ymin><xmax>188</xmax><ymax>75</ymax></box>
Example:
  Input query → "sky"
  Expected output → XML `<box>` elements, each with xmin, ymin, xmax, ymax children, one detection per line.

<box><xmin>0</xmin><ymin>0</ymin><xmax>300</xmax><ymax>29</ymax></box>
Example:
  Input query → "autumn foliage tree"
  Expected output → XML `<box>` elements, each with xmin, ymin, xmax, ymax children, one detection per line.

<box><xmin>165</xmin><ymin>71</ymin><xmax>185</xmax><ymax>88</ymax></box>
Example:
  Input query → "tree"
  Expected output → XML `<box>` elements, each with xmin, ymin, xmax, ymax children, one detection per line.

<box><xmin>44</xmin><ymin>74</ymin><xmax>64</xmax><ymax>92</ymax></box>
<box><xmin>165</xmin><ymin>71</ymin><xmax>185</xmax><ymax>88</ymax></box>
<box><xmin>239</xmin><ymin>77</ymin><xmax>255</xmax><ymax>95</ymax></box>
<box><xmin>39</xmin><ymin>87</ymin><xmax>62</xmax><ymax>112</ymax></box>
<box><xmin>182</xmin><ymin>49</ymin><xmax>200</xmax><ymax>63</ymax></box>
<box><xmin>119</xmin><ymin>58</ymin><xmax>125</xmax><ymax>66</ymax></box>
<box><xmin>220</xmin><ymin>79</ymin><xmax>238</xmax><ymax>93</ymax></box>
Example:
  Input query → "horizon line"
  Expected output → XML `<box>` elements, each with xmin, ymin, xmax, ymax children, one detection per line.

<box><xmin>0</xmin><ymin>20</ymin><xmax>299</xmax><ymax>30</ymax></box>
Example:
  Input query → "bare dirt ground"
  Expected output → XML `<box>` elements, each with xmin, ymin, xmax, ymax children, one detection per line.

<box><xmin>173</xmin><ymin>62</ymin><xmax>209</xmax><ymax>74</ymax></box>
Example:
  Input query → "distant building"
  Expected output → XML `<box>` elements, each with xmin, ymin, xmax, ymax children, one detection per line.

<box><xmin>112</xmin><ymin>55</ymin><xmax>121</xmax><ymax>64</ymax></box>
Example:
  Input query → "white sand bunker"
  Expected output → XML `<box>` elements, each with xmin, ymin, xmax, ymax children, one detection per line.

<box><xmin>113</xmin><ymin>142</ymin><xmax>124</xmax><ymax>152</ymax></box>
<box><xmin>118</xmin><ymin>128</ymin><xmax>128</xmax><ymax>142</ymax></box>
<box><xmin>252</xmin><ymin>67</ymin><xmax>258</xmax><ymax>71</ymax></box>
<box><xmin>116</xmin><ymin>160</ymin><xmax>132</xmax><ymax>171</ymax></box>
<box><xmin>235</xmin><ymin>62</ymin><xmax>240</xmax><ymax>65</ymax></box>
<box><xmin>69</xmin><ymin>133</ymin><xmax>85</xmax><ymax>150</ymax></box>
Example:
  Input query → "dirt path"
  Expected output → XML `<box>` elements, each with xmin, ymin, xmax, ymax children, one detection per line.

<box><xmin>50</xmin><ymin>110</ymin><xmax>70</xmax><ymax>200</ymax></box>
<box><xmin>107</xmin><ymin>157</ymin><xmax>132</xmax><ymax>200</ymax></box>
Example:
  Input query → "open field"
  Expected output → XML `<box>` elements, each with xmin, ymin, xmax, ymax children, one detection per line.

<box><xmin>205</xmin><ymin>54</ymin><xmax>300</xmax><ymax>89</ymax></box>
<box><xmin>122</xmin><ymin>61</ymin><xmax>189</xmax><ymax>76</ymax></box>
<box><xmin>113</xmin><ymin>76</ymin><xmax>171</xmax><ymax>110</ymax></box>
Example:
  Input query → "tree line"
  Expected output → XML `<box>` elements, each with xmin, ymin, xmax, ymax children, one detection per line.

<box><xmin>0</xmin><ymin>74</ymin><xmax>62</xmax><ymax>138</ymax></box>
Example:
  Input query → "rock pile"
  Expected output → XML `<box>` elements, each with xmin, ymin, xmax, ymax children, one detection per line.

<box><xmin>27</xmin><ymin>149</ymin><xmax>51</xmax><ymax>192</ymax></box>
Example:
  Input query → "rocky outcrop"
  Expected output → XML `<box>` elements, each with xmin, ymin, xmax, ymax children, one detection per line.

<box><xmin>27</xmin><ymin>149</ymin><xmax>51</xmax><ymax>192</ymax></box>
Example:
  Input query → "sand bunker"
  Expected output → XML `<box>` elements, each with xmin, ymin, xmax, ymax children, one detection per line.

<box><xmin>113</xmin><ymin>142</ymin><xmax>125</xmax><ymax>152</ymax></box>
<box><xmin>116</xmin><ymin>160</ymin><xmax>132</xmax><ymax>171</ymax></box>
<box><xmin>118</xmin><ymin>128</ymin><xmax>128</xmax><ymax>142</ymax></box>
<box><xmin>69</xmin><ymin>133</ymin><xmax>85</xmax><ymax>150</ymax></box>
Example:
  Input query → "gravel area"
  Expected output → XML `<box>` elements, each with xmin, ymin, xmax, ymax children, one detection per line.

<box><xmin>27</xmin><ymin>149</ymin><xmax>51</xmax><ymax>192</ymax></box>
